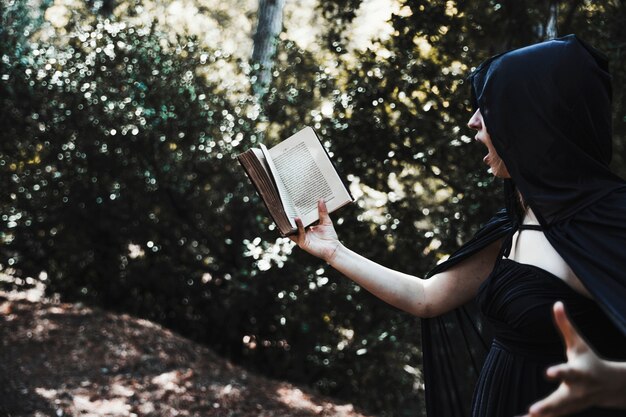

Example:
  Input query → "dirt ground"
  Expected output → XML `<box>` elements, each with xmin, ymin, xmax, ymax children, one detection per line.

<box><xmin>0</xmin><ymin>290</ymin><xmax>374</xmax><ymax>417</ymax></box>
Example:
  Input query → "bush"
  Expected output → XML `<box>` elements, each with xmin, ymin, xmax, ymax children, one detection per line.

<box><xmin>2</xmin><ymin>1</ymin><xmax>625</xmax><ymax>415</ymax></box>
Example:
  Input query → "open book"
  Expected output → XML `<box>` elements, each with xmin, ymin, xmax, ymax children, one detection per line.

<box><xmin>237</xmin><ymin>127</ymin><xmax>354</xmax><ymax>236</ymax></box>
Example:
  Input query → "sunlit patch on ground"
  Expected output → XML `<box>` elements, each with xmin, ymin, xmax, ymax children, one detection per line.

<box><xmin>277</xmin><ymin>386</ymin><xmax>358</xmax><ymax>416</ymax></box>
<box><xmin>0</xmin><ymin>291</ymin><xmax>374</xmax><ymax>417</ymax></box>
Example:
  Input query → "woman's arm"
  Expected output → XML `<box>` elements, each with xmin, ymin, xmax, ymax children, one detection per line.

<box><xmin>290</xmin><ymin>200</ymin><xmax>502</xmax><ymax>318</ymax></box>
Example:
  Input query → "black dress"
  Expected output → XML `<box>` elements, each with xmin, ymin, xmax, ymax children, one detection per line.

<box><xmin>424</xmin><ymin>36</ymin><xmax>626</xmax><ymax>417</ymax></box>
<box><xmin>473</xmin><ymin>254</ymin><xmax>626</xmax><ymax>417</ymax></box>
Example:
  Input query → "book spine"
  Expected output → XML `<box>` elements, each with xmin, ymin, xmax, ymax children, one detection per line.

<box><xmin>237</xmin><ymin>152</ymin><xmax>296</xmax><ymax>237</ymax></box>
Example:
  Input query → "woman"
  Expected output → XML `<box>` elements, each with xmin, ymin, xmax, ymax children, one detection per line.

<box><xmin>289</xmin><ymin>35</ymin><xmax>626</xmax><ymax>417</ymax></box>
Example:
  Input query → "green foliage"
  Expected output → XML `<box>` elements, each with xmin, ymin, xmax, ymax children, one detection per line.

<box><xmin>256</xmin><ymin>1</ymin><xmax>626</xmax><ymax>414</ymax></box>
<box><xmin>1</xmin><ymin>1</ymin><xmax>264</xmax><ymax>345</ymax></box>
<box><xmin>1</xmin><ymin>1</ymin><xmax>625</xmax><ymax>416</ymax></box>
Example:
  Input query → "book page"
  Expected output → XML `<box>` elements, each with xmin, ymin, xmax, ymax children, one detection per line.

<box><xmin>268</xmin><ymin>127</ymin><xmax>352</xmax><ymax>227</ymax></box>
<box><xmin>258</xmin><ymin>145</ymin><xmax>298</xmax><ymax>226</ymax></box>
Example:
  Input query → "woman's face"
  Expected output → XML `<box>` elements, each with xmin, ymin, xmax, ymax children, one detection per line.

<box><xmin>468</xmin><ymin>109</ymin><xmax>511</xmax><ymax>178</ymax></box>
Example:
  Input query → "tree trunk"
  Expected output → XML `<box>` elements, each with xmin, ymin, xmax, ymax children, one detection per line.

<box><xmin>251</xmin><ymin>0</ymin><xmax>286</xmax><ymax>98</ymax></box>
<box><xmin>546</xmin><ymin>0</ymin><xmax>558</xmax><ymax>39</ymax></box>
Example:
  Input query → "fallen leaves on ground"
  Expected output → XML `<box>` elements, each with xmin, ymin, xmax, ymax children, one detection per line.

<box><xmin>0</xmin><ymin>291</ymin><xmax>375</xmax><ymax>417</ymax></box>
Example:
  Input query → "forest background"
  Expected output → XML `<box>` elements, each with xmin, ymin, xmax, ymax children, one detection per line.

<box><xmin>2</xmin><ymin>0</ymin><xmax>626</xmax><ymax>415</ymax></box>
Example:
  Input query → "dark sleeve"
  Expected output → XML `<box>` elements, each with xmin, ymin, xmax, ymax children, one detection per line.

<box><xmin>421</xmin><ymin>209</ymin><xmax>513</xmax><ymax>417</ymax></box>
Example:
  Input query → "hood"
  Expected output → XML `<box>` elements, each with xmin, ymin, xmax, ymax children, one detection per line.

<box><xmin>470</xmin><ymin>34</ymin><xmax>624</xmax><ymax>225</ymax></box>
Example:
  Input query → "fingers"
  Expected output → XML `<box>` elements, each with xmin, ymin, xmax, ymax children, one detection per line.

<box><xmin>525</xmin><ymin>303</ymin><xmax>606</xmax><ymax>417</ymax></box>
<box><xmin>553</xmin><ymin>301</ymin><xmax>573</xmax><ymax>342</ymax></box>
<box><xmin>295</xmin><ymin>216</ymin><xmax>305</xmax><ymax>236</ymax></box>
<box><xmin>527</xmin><ymin>384</ymin><xmax>575</xmax><ymax>417</ymax></box>
<box><xmin>545</xmin><ymin>363</ymin><xmax>577</xmax><ymax>382</ymax></box>
<box><xmin>318</xmin><ymin>199</ymin><xmax>332</xmax><ymax>225</ymax></box>
<box><xmin>552</xmin><ymin>301</ymin><xmax>584</xmax><ymax>355</ymax></box>
<box><xmin>289</xmin><ymin>217</ymin><xmax>305</xmax><ymax>244</ymax></box>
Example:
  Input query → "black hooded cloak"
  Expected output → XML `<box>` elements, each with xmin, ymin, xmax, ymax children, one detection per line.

<box><xmin>421</xmin><ymin>35</ymin><xmax>626</xmax><ymax>416</ymax></box>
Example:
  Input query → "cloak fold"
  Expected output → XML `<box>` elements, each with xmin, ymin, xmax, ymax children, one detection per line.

<box><xmin>421</xmin><ymin>35</ymin><xmax>626</xmax><ymax>416</ymax></box>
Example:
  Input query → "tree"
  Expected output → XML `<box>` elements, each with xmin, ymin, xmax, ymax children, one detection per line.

<box><xmin>546</xmin><ymin>0</ymin><xmax>559</xmax><ymax>39</ymax></box>
<box><xmin>251</xmin><ymin>0</ymin><xmax>286</xmax><ymax>98</ymax></box>
<box><xmin>1</xmin><ymin>1</ymin><xmax>625</xmax><ymax>416</ymax></box>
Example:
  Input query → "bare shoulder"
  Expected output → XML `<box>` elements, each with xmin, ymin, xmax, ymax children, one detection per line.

<box><xmin>510</xmin><ymin>226</ymin><xmax>592</xmax><ymax>299</ymax></box>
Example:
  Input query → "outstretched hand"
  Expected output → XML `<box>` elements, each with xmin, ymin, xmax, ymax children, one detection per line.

<box><xmin>523</xmin><ymin>301</ymin><xmax>626</xmax><ymax>417</ymax></box>
<box><xmin>289</xmin><ymin>199</ymin><xmax>341</xmax><ymax>263</ymax></box>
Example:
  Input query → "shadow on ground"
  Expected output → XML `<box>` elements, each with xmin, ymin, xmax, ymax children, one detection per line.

<box><xmin>0</xmin><ymin>292</ymin><xmax>374</xmax><ymax>417</ymax></box>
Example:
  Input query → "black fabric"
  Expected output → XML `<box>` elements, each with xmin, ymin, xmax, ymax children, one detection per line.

<box><xmin>421</xmin><ymin>35</ymin><xmax>626</xmax><ymax>417</ymax></box>
<box><xmin>422</xmin><ymin>210</ymin><xmax>512</xmax><ymax>417</ymax></box>
<box><xmin>471</xmin><ymin>34</ymin><xmax>626</xmax><ymax>333</ymax></box>
<box><xmin>517</xmin><ymin>224</ymin><xmax>543</xmax><ymax>231</ymax></box>
<box><xmin>473</xmin><ymin>259</ymin><xmax>626</xmax><ymax>417</ymax></box>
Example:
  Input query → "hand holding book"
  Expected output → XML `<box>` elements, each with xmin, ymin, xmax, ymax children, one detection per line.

<box><xmin>237</xmin><ymin>127</ymin><xmax>353</xmax><ymax>236</ymax></box>
<box><xmin>290</xmin><ymin>199</ymin><xmax>342</xmax><ymax>263</ymax></box>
